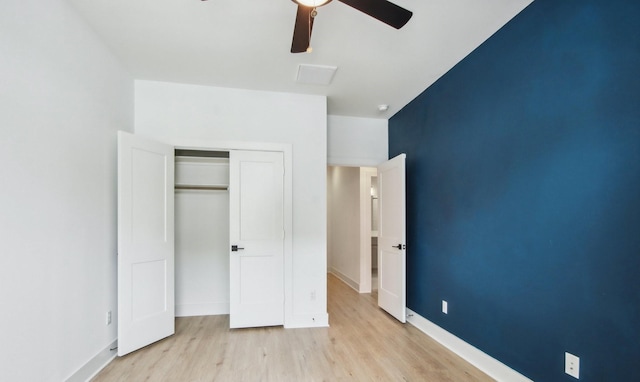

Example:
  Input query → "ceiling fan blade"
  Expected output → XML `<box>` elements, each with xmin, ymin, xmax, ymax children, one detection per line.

<box><xmin>338</xmin><ymin>0</ymin><xmax>412</xmax><ymax>29</ymax></box>
<box><xmin>291</xmin><ymin>5</ymin><xmax>314</xmax><ymax>53</ymax></box>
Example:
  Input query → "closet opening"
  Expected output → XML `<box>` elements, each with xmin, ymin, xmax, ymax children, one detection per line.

<box><xmin>174</xmin><ymin>149</ymin><xmax>231</xmax><ymax>318</ymax></box>
<box><xmin>117</xmin><ymin>131</ymin><xmax>296</xmax><ymax>354</ymax></box>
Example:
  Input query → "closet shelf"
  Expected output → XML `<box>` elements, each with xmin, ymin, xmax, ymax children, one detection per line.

<box><xmin>175</xmin><ymin>184</ymin><xmax>229</xmax><ymax>191</ymax></box>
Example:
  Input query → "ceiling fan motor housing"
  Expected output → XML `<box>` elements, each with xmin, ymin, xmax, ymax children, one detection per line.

<box><xmin>292</xmin><ymin>0</ymin><xmax>333</xmax><ymax>8</ymax></box>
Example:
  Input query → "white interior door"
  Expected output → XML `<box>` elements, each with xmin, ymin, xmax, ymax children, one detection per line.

<box><xmin>117</xmin><ymin>131</ymin><xmax>175</xmax><ymax>355</ymax></box>
<box><xmin>229</xmin><ymin>150</ymin><xmax>284</xmax><ymax>328</ymax></box>
<box><xmin>377</xmin><ymin>154</ymin><xmax>407</xmax><ymax>323</ymax></box>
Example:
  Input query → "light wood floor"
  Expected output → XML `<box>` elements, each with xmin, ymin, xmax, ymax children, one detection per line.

<box><xmin>93</xmin><ymin>274</ymin><xmax>492</xmax><ymax>381</ymax></box>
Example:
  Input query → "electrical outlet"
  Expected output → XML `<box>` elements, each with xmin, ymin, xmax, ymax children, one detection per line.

<box><xmin>106</xmin><ymin>311</ymin><xmax>112</xmax><ymax>325</ymax></box>
<box><xmin>442</xmin><ymin>300</ymin><xmax>448</xmax><ymax>314</ymax></box>
<box><xmin>565</xmin><ymin>352</ymin><xmax>580</xmax><ymax>379</ymax></box>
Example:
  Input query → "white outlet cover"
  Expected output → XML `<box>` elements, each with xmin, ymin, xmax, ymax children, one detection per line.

<box><xmin>565</xmin><ymin>352</ymin><xmax>580</xmax><ymax>379</ymax></box>
<box><xmin>442</xmin><ymin>300</ymin><xmax>448</xmax><ymax>314</ymax></box>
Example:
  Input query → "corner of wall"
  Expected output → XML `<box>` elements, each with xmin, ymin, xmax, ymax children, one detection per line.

<box><xmin>64</xmin><ymin>340</ymin><xmax>118</xmax><ymax>382</ymax></box>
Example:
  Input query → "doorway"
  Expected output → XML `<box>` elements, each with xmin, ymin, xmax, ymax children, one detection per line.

<box><xmin>174</xmin><ymin>150</ymin><xmax>230</xmax><ymax>318</ymax></box>
<box><xmin>327</xmin><ymin>166</ymin><xmax>378</xmax><ymax>294</ymax></box>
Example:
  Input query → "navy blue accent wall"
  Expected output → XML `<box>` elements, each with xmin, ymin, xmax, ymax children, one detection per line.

<box><xmin>389</xmin><ymin>0</ymin><xmax>640</xmax><ymax>380</ymax></box>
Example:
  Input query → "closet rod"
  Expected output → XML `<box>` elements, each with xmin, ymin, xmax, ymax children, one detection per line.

<box><xmin>175</xmin><ymin>184</ymin><xmax>228</xmax><ymax>191</ymax></box>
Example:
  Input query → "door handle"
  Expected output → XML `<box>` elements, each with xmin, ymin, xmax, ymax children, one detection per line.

<box><xmin>392</xmin><ymin>244</ymin><xmax>406</xmax><ymax>250</ymax></box>
<box><xmin>231</xmin><ymin>245</ymin><xmax>245</xmax><ymax>252</ymax></box>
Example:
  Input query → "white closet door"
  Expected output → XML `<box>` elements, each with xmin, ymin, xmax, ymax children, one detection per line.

<box><xmin>117</xmin><ymin>131</ymin><xmax>175</xmax><ymax>355</ymax></box>
<box><xmin>229</xmin><ymin>150</ymin><xmax>284</xmax><ymax>328</ymax></box>
<box><xmin>377</xmin><ymin>154</ymin><xmax>407</xmax><ymax>323</ymax></box>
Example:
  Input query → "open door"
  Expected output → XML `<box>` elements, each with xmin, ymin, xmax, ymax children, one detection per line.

<box><xmin>377</xmin><ymin>153</ymin><xmax>406</xmax><ymax>323</ymax></box>
<box><xmin>229</xmin><ymin>150</ymin><xmax>284</xmax><ymax>328</ymax></box>
<box><xmin>117</xmin><ymin>131</ymin><xmax>175</xmax><ymax>356</ymax></box>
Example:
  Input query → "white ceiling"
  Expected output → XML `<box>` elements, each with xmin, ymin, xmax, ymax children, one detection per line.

<box><xmin>66</xmin><ymin>0</ymin><xmax>532</xmax><ymax>118</ymax></box>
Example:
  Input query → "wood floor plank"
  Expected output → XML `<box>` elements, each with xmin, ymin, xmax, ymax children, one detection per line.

<box><xmin>93</xmin><ymin>274</ymin><xmax>493</xmax><ymax>381</ymax></box>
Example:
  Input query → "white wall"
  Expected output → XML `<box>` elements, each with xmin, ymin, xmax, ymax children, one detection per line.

<box><xmin>327</xmin><ymin>166</ymin><xmax>361</xmax><ymax>290</ymax></box>
<box><xmin>327</xmin><ymin>115</ymin><xmax>389</xmax><ymax>166</ymax></box>
<box><xmin>0</xmin><ymin>1</ymin><xmax>133</xmax><ymax>381</ymax></box>
<box><xmin>134</xmin><ymin>80</ymin><xmax>328</xmax><ymax>327</ymax></box>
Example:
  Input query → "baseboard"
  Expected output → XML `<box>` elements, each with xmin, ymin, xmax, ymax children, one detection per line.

<box><xmin>406</xmin><ymin>309</ymin><xmax>533</xmax><ymax>382</ymax></box>
<box><xmin>176</xmin><ymin>302</ymin><xmax>229</xmax><ymax>317</ymax></box>
<box><xmin>65</xmin><ymin>339</ymin><xmax>117</xmax><ymax>382</ymax></box>
<box><xmin>285</xmin><ymin>312</ymin><xmax>330</xmax><ymax>328</ymax></box>
<box><xmin>328</xmin><ymin>268</ymin><xmax>359</xmax><ymax>292</ymax></box>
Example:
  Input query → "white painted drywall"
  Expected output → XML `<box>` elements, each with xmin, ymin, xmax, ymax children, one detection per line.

<box><xmin>0</xmin><ymin>1</ymin><xmax>133</xmax><ymax>381</ymax></box>
<box><xmin>134</xmin><ymin>80</ymin><xmax>328</xmax><ymax>327</ymax></box>
<box><xmin>327</xmin><ymin>115</ymin><xmax>389</xmax><ymax>166</ymax></box>
<box><xmin>327</xmin><ymin>166</ymin><xmax>361</xmax><ymax>290</ymax></box>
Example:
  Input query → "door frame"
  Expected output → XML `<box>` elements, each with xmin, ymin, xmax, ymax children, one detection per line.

<box><xmin>148</xmin><ymin>136</ymin><xmax>294</xmax><ymax>327</ymax></box>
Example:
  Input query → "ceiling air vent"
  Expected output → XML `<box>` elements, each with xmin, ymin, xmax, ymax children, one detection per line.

<box><xmin>296</xmin><ymin>64</ymin><xmax>338</xmax><ymax>86</ymax></box>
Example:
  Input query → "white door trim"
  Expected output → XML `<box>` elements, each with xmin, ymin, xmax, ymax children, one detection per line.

<box><xmin>139</xmin><ymin>136</ymin><xmax>294</xmax><ymax>328</ymax></box>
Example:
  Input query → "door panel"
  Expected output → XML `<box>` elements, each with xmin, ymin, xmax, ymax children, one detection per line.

<box><xmin>117</xmin><ymin>131</ymin><xmax>175</xmax><ymax>356</ymax></box>
<box><xmin>131</xmin><ymin>260</ymin><xmax>167</xmax><ymax>319</ymax></box>
<box><xmin>377</xmin><ymin>154</ymin><xmax>406</xmax><ymax>323</ymax></box>
<box><xmin>238</xmin><ymin>160</ymin><xmax>281</xmax><ymax>241</ymax></box>
<box><xmin>229</xmin><ymin>150</ymin><xmax>284</xmax><ymax>328</ymax></box>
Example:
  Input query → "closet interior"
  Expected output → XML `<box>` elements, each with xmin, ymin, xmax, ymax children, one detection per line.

<box><xmin>174</xmin><ymin>149</ymin><xmax>231</xmax><ymax>317</ymax></box>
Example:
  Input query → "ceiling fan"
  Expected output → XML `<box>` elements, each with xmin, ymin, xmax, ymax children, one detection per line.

<box><xmin>290</xmin><ymin>0</ymin><xmax>413</xmax><ymax>53</ymax></box>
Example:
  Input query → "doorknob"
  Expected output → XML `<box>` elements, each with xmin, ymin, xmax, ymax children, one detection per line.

<box><xmin>392</xmin><ymin>244</ymin><xmax>406</xmax><ymax>250</ymax></box>
<box><xmin>231</xmin><ymin>245</ymin><xmax>245</xmax><ymax>252</ymax></box>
